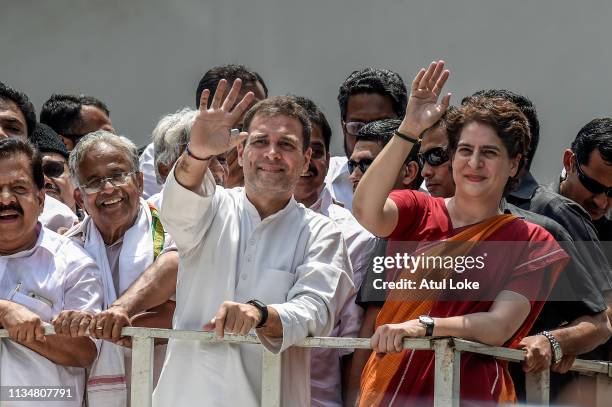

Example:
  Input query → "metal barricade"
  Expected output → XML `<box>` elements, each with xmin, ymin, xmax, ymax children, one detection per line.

<box><xmin>1</xmin><ymin>326</ymin><xmax>611</xmax><ymax>406</ymax></box>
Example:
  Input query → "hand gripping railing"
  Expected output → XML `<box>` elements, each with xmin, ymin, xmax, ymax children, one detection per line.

<box><xmin>2</xmin><ymin>326</ymin><xmax>612</xmax><ymax>406</ymax></box>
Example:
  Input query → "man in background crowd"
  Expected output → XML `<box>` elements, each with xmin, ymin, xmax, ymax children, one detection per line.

<box><xmin>40</xmin><ymin>93</ymin><xmax>115</xmax><ymax>150</ymax></box>
<box><xmin>326</xmin><ymin>68</ymin><xmax>407</xmax><ymax>210</ymax></box>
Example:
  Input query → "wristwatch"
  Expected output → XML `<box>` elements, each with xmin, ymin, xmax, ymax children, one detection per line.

<box><xmin>418</xmin><ymin>315</ymin><xmax>435</xmax><ymax>337</ymax></box>
<box><xmin>539</xmin><ymin>331</ymin><xmax>563</xmax><ymax>364</ymax></box>
<box><xmin>246</xmin><ymin>299</ymin><xmax>268</xmax><ymax>328</ymax></box>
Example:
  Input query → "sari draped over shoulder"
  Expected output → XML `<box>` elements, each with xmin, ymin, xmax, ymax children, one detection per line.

<box><xmin>359</xmin><ymin>214</ymin><xmax>568</xmax><ymax>406</ymax></box>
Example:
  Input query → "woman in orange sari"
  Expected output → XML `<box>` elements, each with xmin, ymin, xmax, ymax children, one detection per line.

<box><xmin>352</xmin><ymin>61</ymin><xmax>568</xmax><ymax>406</ymax></box>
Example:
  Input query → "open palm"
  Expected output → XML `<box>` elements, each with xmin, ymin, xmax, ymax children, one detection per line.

<box><xmin>189</xmin><ymin>78</ymin><xmax>254</xmax><ymax>157</ymax></box>
<box><xmin>400</xmin><ymin>60</ymin><xmax>451</xmax><ymax>137</ymax></box>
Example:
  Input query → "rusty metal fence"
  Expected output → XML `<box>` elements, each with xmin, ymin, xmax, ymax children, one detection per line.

<box><xmin>1</xmin><ymin>326</ymin><xmax>611</xmax><ymax>406</ymax></box>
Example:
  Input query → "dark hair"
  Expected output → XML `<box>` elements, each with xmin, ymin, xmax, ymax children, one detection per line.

<box><xmin>242</xmin><ymin>96</ymin><xmax>311</xmax><ymax>151</ymax></box>
<box><xmin>195</xmin><ymin>64</ymin><xmax>268</xmax><ymax>108</ymax></box>
<box><xmin>572</xmin><ymin>118</ymin><xmax>612</xmax><ymax>165</ymax></box>
<box><xmin>0</xmin><ymin>137</ymin><xmax>44</xmax><ymax>189</ymax></box>
<box><xmin>337</xmin><ymin>68</ymin><xmax>407</xmax><ymax>121</ymax></box>
<box><xmin>40</xmin><ymin>94</ymin><xmax>110</xmax><ymax>135</ymax></box>
<box><xmin>464</xmin><ymin>90</ymin><xmax>539</xmax><ymax>170</ymax></box>
<box><xmin>292</xmin><ymin>96</ymin><xmax>332</xmax><ymax>152</ymax></box>
<box><xmin>356</xmin><ymin>118</ymin><xmax>423</xmax><ymax>189</ymax></box>
<box><xmin>0</xmin><ymin>81</ymin><xmax>37</xmax><ymax>138</ymax></box>
<box><xmin>447</xmin><ymin>98</ymin><xmax>530</xmax><ymax>196</ymax></box>
<box><xmin>29</xmin><ymin>122</ymin><xmax>69</xmax><ymax>160</ymax></box>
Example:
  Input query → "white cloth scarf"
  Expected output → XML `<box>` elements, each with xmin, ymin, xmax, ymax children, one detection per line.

<box><xmin>67</xmin><ymin>198</ymin><xmax>156</xmax><ymax>407</ymax></box>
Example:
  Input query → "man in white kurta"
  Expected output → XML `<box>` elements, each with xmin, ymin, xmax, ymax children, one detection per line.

<box><xmin>0</xmin><ymin>137</ymin><xmax>102</xmax><ymax>407</ymax></box>
<box><xmin>155</xmin><ymin>83</ymin><xmax>353</xmax><ymax>406</ymax></box>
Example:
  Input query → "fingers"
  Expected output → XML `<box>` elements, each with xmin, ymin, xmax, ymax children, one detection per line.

<box><xmin>198</xmin><ymin>89</ymin><xmax>211</xmax><ymax>112</ymax></box>
<box><xmin>230</xmin><ymin>92</ymin><xmax>256</xmax><ymax>124</ymax></box>
<box><xmin>418</xmin><ymin>61</ymin><xmax>437</xmax><ymax>90</ymax></box>
<box><xmin>210</xmin><ymin>79</ymin><xmax>228</xmax><ymax>110</ymax></box>
<box><xmin>431</xmin><ymin>69</ymin><xmax>450</xmax><ymax>97</ymax></box>
<box><xmin>440</xmin><ymin>93</ymin><xmax>452</xmax><ymax>110</ymax></box>
<box><xmin>221</xmin><ymin>78</ymin><xmax>243</xmax><ymax>111</ymax></box>
<box><xmin>411</xmin><ymin>69</ymin><xmax>426</xmax><ymax>92</ymax></box>
<box><xmin>429</xmin><ymin>61</ymin><xmax>445</xmax><ymax>89</ymax></box>
<box><xmin>370</xmin><ymin>329</ymin><xmax>380</xmax><ymax>353</ymax></box>
<box><xmin>214</xmin><ymin>305</ymin><xmax>228</xmax><ymax>338</ymax></box>
<box><xmin>394</xmin><ymin>333</ymin><xmax>405</xmax><ymax>353</ymax></box>
<box><xmin>202</xmin><ymin>318</ymin><xmax>215</xmax><ymax>331</ymax></box>
<box><xmin>35</xmin><ymin>323</ymin><xmax>46</xmax><ymax>342</ymax></box>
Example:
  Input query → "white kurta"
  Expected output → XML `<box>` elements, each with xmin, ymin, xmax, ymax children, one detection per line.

<box><xmin>309</xmin><ymin>187</ymin><xmax>377</xmax><ymax>407</ymax></box>
<box><xmin>139</xmin><ymin>142</ymin><xmax>163</xmax><ymax>199</ymax></box>
<box><xmin>155</xmin><ymin>168</ymin><xmax>354</xmax><ymax>407</ymax></box>
<box><xmin>39</xmin><ymin>194</ymin><xmax>78</xmax><ymax>233</ymax></box>
<box><xmin>324</xmin><ymin>156</ymin><xmax>353</xmax><ymax>211</ymax></box>
<box><xmin>0</xmin><ymin>226</ymin><xmax>103</xmax><ymax>407</ymax></box>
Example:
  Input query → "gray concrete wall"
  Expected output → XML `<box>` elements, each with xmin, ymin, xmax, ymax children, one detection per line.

<box><xmin>2</xmin><ymin>0</ymin><xmax>611</xmax><ymax>183</ymax></box>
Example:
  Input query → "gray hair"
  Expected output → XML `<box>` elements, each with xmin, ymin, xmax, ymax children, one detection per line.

<box><xmin>152</xmin><ymin>107</ymin><xmax>197</xmax><ymax>184</ymax></box>
<box><xmin>69</xmin><ymin>130</ymin><xmax>140</xmax><ymax>185</ymax></box>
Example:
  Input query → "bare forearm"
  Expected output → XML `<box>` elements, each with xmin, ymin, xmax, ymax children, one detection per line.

<box><xmin>173</xmin><ymin>153</ymin><xmax>211</xmax><ymax>192</ymax></box>
<box><xmin>24</xmin><ymin>336</ymin><xmax>97</xmax><ymax>368</ymax></box>
<box><xmin>113</xmin><ymin>251</ymin><xmax>179</xmax><ymax>317</ymax></box>
<box><xmin>433</xmin><ymin>313</ymin><xmax>519</xmax><ymax>347</ymax></box>
<box><xmin>552</xmin><ymin>312</ymin><xmax>611</xmax><ymax>355</ymax></box>
<box><xmin>352</xmin><ymin>136</ymin><xmax>415</xmax><ymax>236</ymax></box>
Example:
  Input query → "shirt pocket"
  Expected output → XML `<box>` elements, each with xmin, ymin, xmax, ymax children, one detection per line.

<box><xmin>11</xmin><ymin>291</ymin><xmax>55</xmax><ymax>322</ymax></box>
<box><xmin>258</xmin><ymin>269</ymin><xmax>295</xmax><ymax>305</ymax></box>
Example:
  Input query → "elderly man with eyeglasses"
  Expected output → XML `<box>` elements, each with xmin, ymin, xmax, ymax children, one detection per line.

<box><xmin>52</xmin><ymin>131</ymin><xmax>176</xmax><ymax>406</ymax></box>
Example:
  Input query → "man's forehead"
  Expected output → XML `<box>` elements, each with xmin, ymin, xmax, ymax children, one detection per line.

<box><xmin>352</xmin><ymin>140</ymin><xmax>381</xmax><ymax>157</ymax></box>
<box><xmin>422</xmin><ymin>127</ymin><xmax>448</xmax><ymax>148</ymax></box>
<box><xmin>0</xmin><ymin>99</ymin><xmax>26</xmax><ymax>121</ymax></box>
<box><xmin>249</xmin><ymin>114</ymin><xmax>302</xmax><ymax>136</ymax></box>
<box><xmin>585</xmin><ymin>149</ymin><xmax>612</xmax><ymax>185</ymax></box>
<box><xmin>0</xmin><ymin>154</ymin><xmax>34</xmax><ymax>181</ymax></box>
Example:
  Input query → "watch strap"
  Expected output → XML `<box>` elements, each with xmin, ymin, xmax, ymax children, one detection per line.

<box><xmin>247</xmin><ymin>299</ymin><xmax>268</xmax><ymax>328</ymax></box>
<box><xmin>539</xmin><ymin>330</ymin><xmax>563</xmax><ymax>364</ymax></box>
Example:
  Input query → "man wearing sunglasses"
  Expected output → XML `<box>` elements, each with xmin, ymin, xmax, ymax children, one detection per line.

<box><xmin>30</xmin><ymin>123</ymin><xmax>81</xmax><ymax>219</ymax></box>
<box><xmin>559</xmin><ymin>118</ymin><xmax>612</xmax><ymax>245</ymax></box>
<box><xmin>292</xmin><ymin>96</ymin><xmax>376</xmax><ymax>407</ymax></box>
<box><xmin>418</xmin><ymin>109</ymin><xmax>456</xmax><ymax>198</ymax></box>
<box><xmin>40</xmin><ymin>94</ymin><xmax>115</xmax><ymax>151</ymax></box>
<box><xmin>348</xmin><ymin>119</ymin><xmax>422</xmax><ymax>193</ymax></box>
<box><xmin>345</xmin><ymin>118</ymin><xmax>422</xmax><ymax>406</ymax></box>
<box><xmin>325</xmin><ymin>68</ymin><xmax>407</xmax><ymax>211</ymax></box>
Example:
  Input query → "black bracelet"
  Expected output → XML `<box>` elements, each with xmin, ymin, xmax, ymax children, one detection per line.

<box><xmin>393</xmin><ymin>130</ymin><xmax>421</xmax><ymax>144</ymax></box>
<box><xmin>247</xmin><ymin>299</ymin><xmax>269</xmax><ymax>328</ymax></box>
<box><xmin>185</xmin><ymin>143</ymin><xmax>213</xmax><ymax>161</ymax></box>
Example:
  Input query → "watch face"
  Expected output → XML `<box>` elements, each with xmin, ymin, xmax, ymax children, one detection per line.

<box><xmin>420</xmin><ymin>316</ymin><xmax>434</xmax><ymax>325</ymax></box>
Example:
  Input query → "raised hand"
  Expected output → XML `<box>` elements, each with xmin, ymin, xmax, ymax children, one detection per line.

<box><xmin>398</xmin><ymin>60</ymin><xmax>451</xmax><ymax>138</ymax></box>
<box><xmin>188</xmin><ymin>78</ymin><xmax>254</xmax><ymax>158</ymax></box>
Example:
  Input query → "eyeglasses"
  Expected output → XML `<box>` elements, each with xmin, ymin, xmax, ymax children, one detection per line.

<box><xmin>343</xmin><ymin>121</ymin><xmax>367</xmax><ymax>136</ymax></box>
<box><xmin>347</xmin><ymin>158</ymin><xmax>374</xmax><ymax>175</ymax></box>
<box><xmin>79</xmin><ymin>171</ymin><xmax>136</xmax><ymax>194</ymax></box>
<box><xmin>417</xmin><ymin>146</ymin><xmax>450</xmax><ymax>168</ymax></box>
<box><xmin>575</xmin><ymin>158</ymin><xmax>612</xmax><ymax>197</ymax></box>
<box><xmin>42</xmin><ymin>160</ymin><xmax>66</xmax><ymax>178</ymax></box>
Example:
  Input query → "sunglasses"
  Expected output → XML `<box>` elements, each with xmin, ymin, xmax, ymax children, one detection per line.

<box><xmin>347</xmin><ymin>158</ymin><xmax>374</xmax><ymax>175</ymax></box>
<box><xmin>42</xmin><ymin>160</ymin><xmax>66</xmax><ymax>178</ymax></box>
<box><xmin>575</xmin><ymin>158</ymin><xmax>612</xmax><ymax>197</ymax></box>
<box><xmin>417</xmin><ymin>146</ymin><xmax>450</xmax><ymax>168</ymax></box>
<box><xmin>343</xmin><ymin>121</ymin><xmax>367</xmax><ymax>137</ymax></box>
